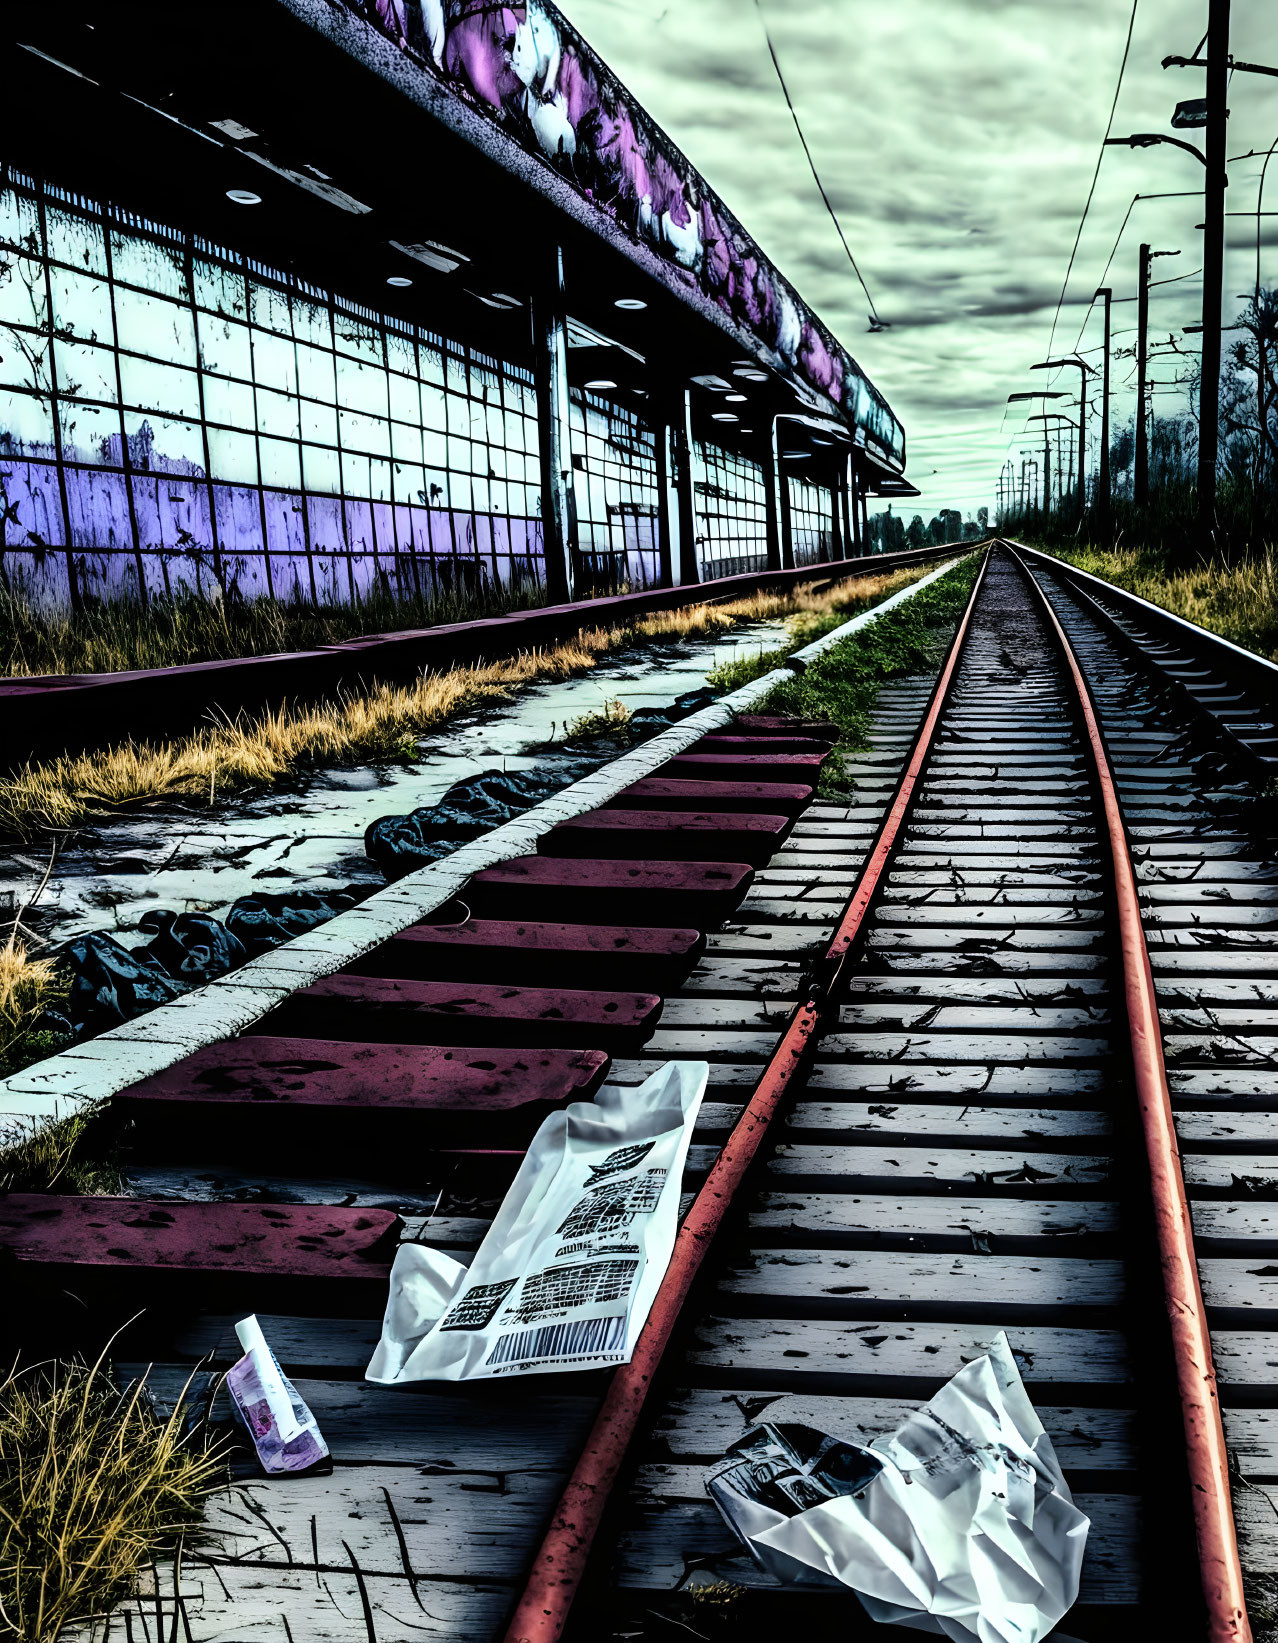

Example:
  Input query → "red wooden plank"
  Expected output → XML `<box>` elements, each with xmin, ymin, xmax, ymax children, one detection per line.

<box><xmin>662</xmin><ymin>752</ymin><xmax>826</xmax><ymax>783</ymax></box>
<box><xmin>117</xmin><ymin>1039</ymin><xmax>608</xmax><ymax>1145</ymax></box>
<box><xmin>734</xmin><ymin>715</ymin><xmax>837</xmax><ymax>741</ymax></box>
<box><xmin>464</xmin><ymin>856</ymin><xmax>753</xmax><ymax>926</ymax></box>
<box><xmin>538</xmin><ymin>809</ymin><xmax>789</xmax><ymax>867</ymax></box>
<box><xmin>346</xmin><ymin>919</ymin><xmax>703</xmax><ymax>990</ymax></box>
<box><xmin>266</xmin><ymin>975</ymin><xmax>663</xmax><ymax>1049</ymax></box>
<box><xmin>689</xmin><ymin>735</ymin><xmax>829</xmax><ymax>756</ymax></box>
<box><xmin>0</xmin><ymin>1195</ymin><xmax>398</xmax><ymax>1308</ymax></box>
<box><xmin>604</xmin><ymin>778</ymin><xmax>813</xmax><ymax>818</ymax></box>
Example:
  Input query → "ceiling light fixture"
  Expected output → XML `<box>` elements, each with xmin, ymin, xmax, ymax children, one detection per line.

<box><xmin>733</xmin><ymin>368</ymin><xmax>769</xmax><ymax>381</ymax></box>
<box><xmin>386</xmin><ymin>275</ymin><xmax>413</xmax><ymax>288</ymax></box>
<box><xmin>712</xmin><ymin>411</ymin><xmax>738</xmax><ymax>422</ymax></box>
<box><xmin>614</xmin><ymin>297</ymin><xmax>647</xmax><ymax>311</ymax></box>
<box><xmin>725</xmin><ymin>393</ymin><xmax>748</xmax><ymax>403</ymax></box>
<box><xmin>584</xmin><ymin>379</ymin><xmax>617</xmax><ymax>391</ymax></box>
<box><xmin>225</xmin><ymin>188</ymin><xmax>261</xmax><ymax>205</ymax></box>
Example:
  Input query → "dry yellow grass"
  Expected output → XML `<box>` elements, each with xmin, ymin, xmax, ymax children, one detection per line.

<box><xmin>1051</xmin><ymin>545</ymin><xmax>1278</xmax><ymax>662</ymax></box>
<box><xmin>0</xmin><ymin>569</ymin><xmax>918</xmax><ymax>843</ymax></box>
<box><xmin>0</xmin><ymin>1355</ymin><xmax>225</xmax><ymax>1642</ymax></box>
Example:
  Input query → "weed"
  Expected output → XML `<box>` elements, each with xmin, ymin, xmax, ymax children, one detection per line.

<box><xmin>0</xmin><ymin>568</ymin><xmax>926</xmax><ymax>843</ymax></box>
<box><xmin>0</xmin><ymin>1106</ymin><xmax>121</xmax><ymax>1196</ymax></box>
<box><xmin>1031</xmin><ymin>542</ymin><xmax>1278</xmax><ymax>662</ymax></box>
<box><xmin>742</xmin><ymin>556</ymin><xmax>981</xmax><ymax>789</ymax></box>
<box><xmin>0</xmin><ymin>939</ymin><xmax>70</xmax><ymax>1082</ymax></box>
<box><xmin>0</xmin><ymin>1355</ymin><xmax>225</xmax><ymax>1642</ymax></box>
<box><xmin>0</xmin><ymin>577</ymin><xmax>545</xmax><ymax>680</ymax></box>
<box><xmin>563</xmin><ymin>699</ymin><xmax>634</xmax><ymax>741</ymax></box>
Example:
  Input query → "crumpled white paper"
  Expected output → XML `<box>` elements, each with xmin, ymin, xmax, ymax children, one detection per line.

<box><xmin>366</xmin><ymin>1060</ymin><xmax>706</xmax><ymax>1383</ymax></box>
<box><xmin>706</xmin><ymin>1333</ymin><xmax>1089</xmax><ymax>1643</ymax></box>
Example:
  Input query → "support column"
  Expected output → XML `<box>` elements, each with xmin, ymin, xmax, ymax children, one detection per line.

<box><xmin>846</xmin><ymin>457</ymin><xmax>863</xmax><ymax>556</ymax></box>
<box><xmin>860</xmin><ymin>490</ymin><xmax>869</xmax><ymax>552</ymax></box>
<box><xmin>840</xmin><ymin>458</ymin><xmax>855</xmax><ymax>558</ymax></box>
<box><xmin>533</xmin><ymin>244</ymin><xmax>575</xmax><ymax>604</ymax></box>
<box><xmin>763</xmin><ymin>441</ymin><xmax>782</xmax><ymax>572</ymax></box>
<box><xmin>674</xmin><ymin>388</ymin><xmax>699</xmax><ymax>585</ymax></box>
<box><xmin>770</xmin><ymin>418</ymin><xmax>794</xmax><ymax>570</ymax></box>
<box><xmin>828</xmin><ymin>468</ymin><xmax>844</xmax><ymax>561</ymax></box>
<box><xmin>654</xmin><ymin>412</ymin><xmax>678</xmax><ymax>589</ymax></box>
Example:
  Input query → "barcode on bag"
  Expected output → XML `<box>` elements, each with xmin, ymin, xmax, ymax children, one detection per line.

<box><xmin>486</xmin><ymin>1314</ymin><xmax>627</xmax><ymax>1367</ymax></box>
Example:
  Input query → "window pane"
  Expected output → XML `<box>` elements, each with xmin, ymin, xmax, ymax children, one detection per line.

<box><xmin>110</xmin><ymin>230</ymin><xmax>185</xmax><ymax>300</ymax></box>
<box><xmin>300</xmin><ymin>397</ymin><xmax>337</xmax><ymax>446</ymax></box>
<box><xmin>207</xmin><ymin>425</ymin><xmax>259</xmax><ymax>484</ymax></box>
<box><xmin>46</xmin><ymin>207</ymin><xmax>107</xmax><ymax>277</ymax></box>
<box><xmin>259</xmin><ymin>435</ymin><xmax>301</xmax><ymax>490</ymax></box>
<box><xmin>252</xmin><ymin>328</ymin><xmax>298</xmax><ymax>396</ymax></box>
<box><xmin>256</xmin><ymin>385</ymin><xmax>300</xmax><ymax>441</ymax></box>
<box><xmin>193</xmin><ymin>259</ymin><xmax>246</xmax><ymax>319</ymax></box>
<box><xmin>198</xmin><ymin>314</ymin><xmax>252</xmax><ymax>380</ymax></box>
<box><xmin>119</xmin><ymin>356</ymin><xmax>200</xmax><ymax>418</ymax></box>
<box><xmin>114</xmin><ymin>287</ymin><xmax>196</xmax><ymax>365</ymax></box>
<box><xmin>202</xmin><ymin>374</ymin><xmax>255</xmax><ymax>430</ymax></box>
<box><xmin>54</xmin><ymin>338</ymin><xmax>117</xmax><ymax>403</ymax></box>
<box><xmin>123</xmin><ymin>410</ymin><xmax>206</xmax><ymax>475</ymax></box>
<box><xmin>0</xmin><ymin>386</ymin><xmax>54</xmax><ymax>452</ymax></box>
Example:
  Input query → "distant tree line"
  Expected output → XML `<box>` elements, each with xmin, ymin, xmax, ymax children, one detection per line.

<box><xmin>1000</xmin><ymin>288</ymin><xmax>1277</xmax><ymax>559</ymax></box>
<box><xmin>867</xmin><ymin>506</ymin><xmax>990</xmax><ymax>552</ymax></box>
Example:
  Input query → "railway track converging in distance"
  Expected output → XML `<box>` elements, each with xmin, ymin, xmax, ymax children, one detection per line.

<box><xmin>4</xmin><ymin>542</ymin><xmax>1277</xmax><ymax>1643</ymax></box>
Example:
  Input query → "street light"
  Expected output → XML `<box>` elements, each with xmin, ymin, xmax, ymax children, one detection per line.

<box><xmin>1030</xmin><ymin>359</ymin><xmax>1092</xmax><ymax>513</ymax></box>
<box><xmin>1105</xmin><ymin>132</ymin><xmax>1208</xmax><ymax>167</ymax></box>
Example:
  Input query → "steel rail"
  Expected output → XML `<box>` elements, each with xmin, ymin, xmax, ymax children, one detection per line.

<box><xmin>501</xmin><ymin>547</ymin><xmax>992</xmax><ymax>1643</ymax></box>
<box><xmin>1010</xmin><ymin>544</ymin><xmax>1251</xmax><ymax>1643</ymax></box>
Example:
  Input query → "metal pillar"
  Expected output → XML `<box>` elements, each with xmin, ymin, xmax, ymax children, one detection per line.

<box><xmin>533</xmin><ymin>244</ymin><xmax>575</xmax><ymax>603</ymax></box>
<box><xmin>1096</xmin><ymin>286</ymin><xmax>1112</xmax><ymax>518</ymax></box>
<box><xmin>843</xmin><ymin>456</ymin><xmax>860</xmax><ymax>557</ymax></box>
<box><xmin>1198</xmin><ymin>0</ymin><xmax>1230</xmax><ymax>534</ymax></box>
<box><xmin>763</xmin><ymin>440</ymin><xmax>783</xmax><ymax>572</ymax></box>
<box><xmin>828</xmin><ymin>468</ymin><xmax>844</xmax><ymax>561</ymax></box>
<box><xmin>1135</xmin><ymin>243</ymin><xmax>1151</xmax><ymax>509</ymax></box>
<box><xmin>674</xmin><ymin>388</ymin><xmax>699</xmax><ymax>585</ymax></box>
<box><xmin>654</xmin><ymin>410</ymin><xmax>679</xmax><ymax>589</ymax></box>
<box><xmin>765</xmin><ymin>417</ymin><xmax>795</xmax><ymax>571</ymax></box>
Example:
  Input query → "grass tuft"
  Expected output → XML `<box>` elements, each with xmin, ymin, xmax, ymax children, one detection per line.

<box><xmin>0</xmin><ymin>938</ymin><xmax>71</xmax><ymax>1084</ymax></box>
<box><xmin>563</xmin><ymin>699</ymin><xmax>634</xmax><ymax>742</ymax></box>
<box><xmin>1032</xmin><ymin>542</ymin><xmax>1278</xmax><ymax>662</ymax></box>
<box><xmin>0</xmin><ymin>568</ymin><xmax>927</xmax><ymax>843</ymax></box>
<box><xmin>0</xmin><ymin>1107</ymin><xmax>121</xmax><ymax>1196</ymax></box>
<box><xmin>0</xmin><ymin>578</ymin><xmax>545</xmax><ymax>680</ymax></box>
<box><xmin>747</xmin><ymin>555</ymin><xmax>982</xmax><ymax>798</ymax></box>
<box><xmin>0</xmin><ymin>1356</ymin><xmax>225</xmax><ymax>1642</ymax></box>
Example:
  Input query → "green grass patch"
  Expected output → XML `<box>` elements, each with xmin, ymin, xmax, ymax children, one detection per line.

<box><xmin>735</xmin><ymin>554</ymin><xmax>982</xmax><ymax>798</ymax></box>
<box><xmin>0</xmin><ymin>1105</ymin><xmax>122</xmax><ymax>1196</ymax></box>
<box><xmin>1028</xmin><ymin>542</ymin><xmax>1278</xmax><ymax>663</ymax></box>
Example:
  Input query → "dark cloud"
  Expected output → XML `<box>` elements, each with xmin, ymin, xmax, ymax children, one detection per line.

<box><xmin>573</xmin><ymin>0</ymin><xmax>1278</xmax><ymax>516</ymax></box>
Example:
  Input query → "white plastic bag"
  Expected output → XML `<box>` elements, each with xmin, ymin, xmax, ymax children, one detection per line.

<box><xmin>706</xmin><ymin>1333</ymin><xmax>1089</xmax><ymax>1643</ymax></box>
<box><xmin>366</xmin><ymin>1060</ymin><xmax>707</xmax><ymax>1383</ymax></box>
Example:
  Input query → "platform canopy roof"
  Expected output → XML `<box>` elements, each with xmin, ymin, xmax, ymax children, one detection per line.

<box><xmin>2</xmin><ymin>0</ymin><xmax>906</xmax><ymax>479</ymax></box>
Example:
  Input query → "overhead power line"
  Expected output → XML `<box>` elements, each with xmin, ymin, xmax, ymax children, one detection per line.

<box><xmin>753</xmin><ymin>0</ymin><xmax>886</xmax><ymax>328</ymax></box>
<box><xmin>1045</xmin><ymin>0</ymin><xmax>1141</xmax><ymax>361</ymax></box>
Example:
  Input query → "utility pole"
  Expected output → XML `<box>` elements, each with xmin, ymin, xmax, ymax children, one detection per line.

<box><xmin>1198</xmin><ymin>0</ymin><xmax>1230</xmax><ymax>534</ymax></box>
<box><xmin>1042</xmin><ymin>425</ymin><xmax>1052</xmax><ymax>517</ymax></box>
<box><xmin>1095</xmin><ymin>287</ymin><xmax>1112</xmax><ymax>517</ymax></box>
<box><xmin>1136</xmin><ymin>243</ymin><xmax>1152</xmax><ymax>507</ymax></box>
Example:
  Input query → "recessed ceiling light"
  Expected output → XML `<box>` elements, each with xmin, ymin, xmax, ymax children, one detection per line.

<box><xmin>712</xmin><ymin>412</ymin><xmax>738</xmax><ymax>422</ymax></box>
<box><xmin>386</xmin><ymin>275</ymin><xmax>413</xmax><ymax>288</ymax></box>
<box><xmin>783</xmin><ymin>450</ymin><xmax>810</xmax><ymax>459</ymax></box>
<box><xmin>725</xmin><ymin>393</ymin><xmax>748</xmax><ymax>402</ymax></box>
<box><xmin>740</xmin><ymin>428</ymin><xmax>755</xmax><ymax>434</ymax></box>
<box><xmin>615</xmin><ymin>298</ymin><xmax>647</xmax><ymax>310</ymax></box>
<box><xmin>225</xmin><ymin>189</ymin><xmax>261</xmax><ymax>205</ymax></box>
<box><xmin>584</xmin><ymin>379</ymin><xmax>617</xmax><ymax>391</ymax></box>
<box><xmin>811</xmin><ymin>436</ymin><xmax>833</xmax><ymax>445</ymax></box>
<box><xmin>733</xmin><ymin>368</ymin><xmax>769</xmax><ymax>381</ymax></box>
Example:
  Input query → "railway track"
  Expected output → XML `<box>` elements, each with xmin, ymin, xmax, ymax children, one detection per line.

<box><xmin>4</xmin><ymin>541</ymin><xmax>1277</xmax><ymax>1642</ymax></box>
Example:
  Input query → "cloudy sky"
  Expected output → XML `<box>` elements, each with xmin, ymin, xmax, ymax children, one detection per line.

<box><xmin>569</xmin><ymin>0</ymin><xmax>1278</xmax><ymax>521</ymax></box>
